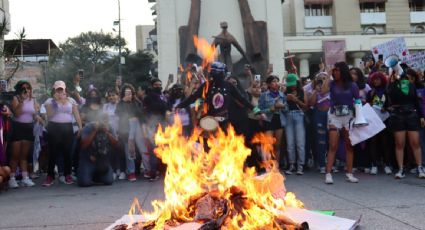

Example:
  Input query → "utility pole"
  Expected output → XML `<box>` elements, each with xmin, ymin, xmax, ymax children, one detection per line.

<box><xmin>118</xmin><ymin>0</ymin><xmax>122</xmax><ymax>77</ymax></box>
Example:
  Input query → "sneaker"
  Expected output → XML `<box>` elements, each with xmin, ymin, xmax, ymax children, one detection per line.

<box><xmin>42</xmin><ymin>176</ymin><xmax>54</xmax><ymax>187</ymax></box>
<box><xmin>296</xmin><ymin>165</ymin><xmax>304</xmax><ymax>175</ymax></box>
<box><xmin>332</xmin><ymin>167</ymin><xmax>339</xmax><ymax>173</ymax></box>
<box><xmin>410</xmin><ymin>168</ymin><xmax>418</xmax><ymax>174</ymax></box>
<box><xmin>59</xmin><ymin>176</ymin><xmax>66</xmax><ymax>184</ymax></box>
<box><xmin>128</xmin><ymin>173</ymin><xmax>137</xmax><ymax>182</ymax></box>
<box><xmin>395</xmin><ymin>169</ymin><xmax>405</xmax><ymax>179</ymax></box>
<box><xmin>21</xmin><ymin>177</ymin><xmax>35</xmax><ymax>187</ymax></box>
<box><xmin>418</xmin><ymin>166</ymin><xmax>425</xmax><ymax>179</ymax></box>
<box><xmin>118</xmin><ymin>172</ymin><xmax>126</xmax><ymax>180</ymax></box>
<box><xmin>113</xmin><ymin>173</ymin><xmax>117</xmax><ymax>181</ymax></box>
<box><xmin>325</xmin><ymin>173</ymin><xmax>333</xmax><ymax>184</ymax></box>
<box><xmin>370</xmin><ymin>166</ymin><xmax>378</xmax><ymax>175</ymax></box>
<box><xmin>30</xmin><ymin>172</ymin><xmax>40</xmax><ymax>179</ymax></box>
<box><xmin>285</xmin><ymin>164</ymin><xmax>295</xmax><ymax>175</ymax></box>
<box><xmin>149</xmin><ymin>173</ymin><xmax>160</xmax><ymax>182</ymax></box>
<box><xmin>384</xmin><ymin>166</ymin><xmax>392</xmax><ymax>175</ymax></box>
<box><xmin>64</xmin><ymin>176</ymin><xmax>74</xmax><ymax>185</ymax></box>
<box><xmin>364</xmin><ymin>168</ymin><xmax>371</xmax><ymax>174</ymax></box>
<box><xmin>8</xmin><ymin>177</ymin><xmax>19</xmax><ymax>189</ymax></box>
<box><xmin>143</xmin><ymin>172</ymin><xmax>151</xmax><ymax>179</ymax></box>
<box><xmin>345</xmin><ymin>173</ymin><xmax>359</xmax><ymax>183</ymax></box>
<box><xmin>319</xmin><ymin>167</ymin><xmax>326</xmax><ymax>174</ymax></box>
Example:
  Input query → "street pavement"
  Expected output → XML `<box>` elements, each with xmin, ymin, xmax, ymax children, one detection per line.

<box><xmin>0</xmin><ymin>170</ymin><xmax>424</xmax><ymax>230</ymax></box>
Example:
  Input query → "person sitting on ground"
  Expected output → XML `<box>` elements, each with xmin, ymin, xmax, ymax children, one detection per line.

<box><xmin>77</xmin><ymin>115</ymin><xmax>119</xmax><ymax>187</ymax></box>
<box><xmin>0</xmin><ymin>165</ymin><xmax>11</xmax><ymax>186</ymax></box>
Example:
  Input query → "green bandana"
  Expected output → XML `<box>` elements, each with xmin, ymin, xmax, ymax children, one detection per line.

<box><xmin>399</xmin><ymin>80</ymin><xmax>410</xmax><ymax>95</ymax></box>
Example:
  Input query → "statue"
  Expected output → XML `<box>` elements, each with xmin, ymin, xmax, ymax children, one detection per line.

<box><xmin>212</xmin><ymin>22</ymin><xmax>249</xmax><ymax>73</ymax></box>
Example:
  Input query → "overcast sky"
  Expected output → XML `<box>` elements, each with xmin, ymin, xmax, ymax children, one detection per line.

<box><xmin>5</xmin><ymin>0</ymin><xmax>155</xmax><ymax>51</ymax></box>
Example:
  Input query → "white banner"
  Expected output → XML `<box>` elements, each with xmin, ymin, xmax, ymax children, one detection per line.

<box><xmin>407</xmin><ymin>51</ymin><xmax>425</xmax><ymax>71</ymax></box>
<box><xmin>371</xmin><ymin>37</ymin><xmax>409</xmax><ymax>62</ymax></box>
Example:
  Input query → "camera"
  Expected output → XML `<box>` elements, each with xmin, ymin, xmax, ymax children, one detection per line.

<box><xmin>78</xmin><ymin>69</ymin><xmax>84</xmax><ymax>80</ymax></box>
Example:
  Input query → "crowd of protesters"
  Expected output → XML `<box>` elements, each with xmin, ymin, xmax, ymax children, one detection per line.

<box><xmin>0</xmin><ymin>58</ymin><xmax>425</xmax><ymax>191</ymax></box>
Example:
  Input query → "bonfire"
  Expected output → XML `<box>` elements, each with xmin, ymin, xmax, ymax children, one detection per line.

<box><xmin>112</xmin><ymin>116</ymin><xmax>307</xmax><ymax>230</ymax></box>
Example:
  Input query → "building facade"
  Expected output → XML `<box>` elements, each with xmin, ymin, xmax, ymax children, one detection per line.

<box><xmin>135</xmin><ymin>25</ymin><xmax>156</xmax><ymax>52</ymax></box>
<box><xmin>282</xmin><ymin>0</ymin><xmax>425</xmax><ymax>77</ymax></box>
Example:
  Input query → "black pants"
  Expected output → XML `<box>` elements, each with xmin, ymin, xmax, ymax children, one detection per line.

<box><xmin>47</xmin><ymin>122</ymin><xmax>74</xmax><ymax>178</ymax></box>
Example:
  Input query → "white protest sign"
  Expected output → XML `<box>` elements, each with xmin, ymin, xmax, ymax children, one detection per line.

<box><xmin>371</xmin><ymin>37</ymin><xmax>409</xmax><ymax>62</ymax></box>
<box><xmin>407</xmin><ymin>51</ymin><xmax>425</xmax><ymax>71</ymax></box>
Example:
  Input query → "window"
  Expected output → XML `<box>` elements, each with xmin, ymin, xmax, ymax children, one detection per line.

<box><xmin>304</xmin><ymin>4</ymin><xmax>331</xmax><ymax>16</ymax></box>
<box><xmin>363</xmin><ymin>26</ymin><xmax>377</xmax><ymax>35</ymax></box>
<box><xmin>360</xmin><ymin>3</ymin><xmax>385</xmax><ymax>13</ymax></box>
<box><xmin>313</xmin><ymin>30</ymin><xmax>325</xmax><ymax>36</ymax></box>
<box><xmin>414</xmin><ymin>25</ymin><xmax>425</xmax><ymax>33</ymax></box>
<box><xmin>410</xmin><ymin>1</ymin><xmax>425</xmax><ymax>12</ymax></box>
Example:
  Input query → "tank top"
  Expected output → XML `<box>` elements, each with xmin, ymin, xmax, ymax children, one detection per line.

<box><xmin>46</xmin><ymin>98</ymin><xmax>75</xmax><ymax>123</ymax></box>
<box><xmin>14</xmin><ymin>98</ymin><xmax>36</xmax><ymax>123</ymax></box>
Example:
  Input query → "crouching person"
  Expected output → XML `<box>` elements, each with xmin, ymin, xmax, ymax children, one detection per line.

<box><xmin>77</xmin><ymin>117</ymin><xmax>119</xmax><ymax>187</ymax></box>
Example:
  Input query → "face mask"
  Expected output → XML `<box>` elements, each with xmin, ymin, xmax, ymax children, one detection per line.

<box><xmin>153</xmin><ymin>87</ymin><xmax>162</xmax><ymax>93</ymax></box>
<box><xmin>399</xmin><ymin>79</ymin><xmax>410</xmax><ymax>95</ymax></box>
<box><xmin>90</xmin><ymin>96</ymin><xmax>101</xmax><ymax>104</ymax></box>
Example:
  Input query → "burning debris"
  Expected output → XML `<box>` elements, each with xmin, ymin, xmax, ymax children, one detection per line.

<box><xmin>111</xmin><ymin>117</ymin><xmax>308</xmax><ymax>230</ymax></box>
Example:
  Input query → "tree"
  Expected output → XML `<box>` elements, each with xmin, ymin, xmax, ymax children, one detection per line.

<box><xmin>46</xmin><ymin>31</ymin><xmax>154</xmax><ymax>95</ymax></box>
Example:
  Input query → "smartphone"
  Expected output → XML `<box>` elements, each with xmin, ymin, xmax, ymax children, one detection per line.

<box><xmin>378</xmin><ymin>54</ymin><xmax>384</xmax><ymax>61</ymax></box>
<box><xmin>255</xmin><ymin>74</ymin><xmax>261</xmax><ymax>82</ymax></box>
<box><xmin>168</xmin><ymin>74</ymin><xmax>174</xmax><ymax>83</ymax></box>
<box><xmin>78</xmin><ymin>69</ymin><xmax>84</xmax><ymax>80</ymax></box>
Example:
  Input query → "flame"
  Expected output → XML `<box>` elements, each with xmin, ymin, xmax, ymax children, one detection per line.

<box><xmin>129</xmin><ymin>116</ymin><xmax>304</xmax><ymax>229</ymax></box>
<box><xmin>193</xmin><ymin>35</ymin><xmax>217</xmax><ymax>70</ymax></box>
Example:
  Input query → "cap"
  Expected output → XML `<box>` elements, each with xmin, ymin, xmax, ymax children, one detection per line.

<box><xmin>286</xmin><ymin>74</ymin><xmax>299</xmax><ymax>87</ymax></box>
<box><xmin>53</xmin><ymin>80</ymin><xmax>66</xmax><ymax>90</ymax></box>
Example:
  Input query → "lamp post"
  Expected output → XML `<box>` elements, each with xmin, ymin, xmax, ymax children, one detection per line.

<box><xmin>39</xmin><ymin>60</ymin><xmax>48</xmax><ymax>94</ymax></box>
<box><xmin>117</xmin><ymin>0</ymin><xmax>122</xmax><ymax>77</ymax></box>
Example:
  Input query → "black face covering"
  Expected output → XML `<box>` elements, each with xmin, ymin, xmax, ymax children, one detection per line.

<box><xmin>153</xmin><ymin>87</ymin><xmax>163</xmax><ymax>94</ymax></box>
<box><xmin>89</xmin><ymin>96</ymin><xmax>101</xmax><ymax>104</ymax></box>
<box><xmin>210</xmin><ymin>72</ymin><xmax>225</xmax><ymax>83</ymax></box>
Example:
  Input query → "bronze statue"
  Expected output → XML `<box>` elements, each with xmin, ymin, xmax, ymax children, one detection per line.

<box><xmin>212</xmin><ymin>22</ymin><xmax>249</xmax><ymax>73</ymax></box>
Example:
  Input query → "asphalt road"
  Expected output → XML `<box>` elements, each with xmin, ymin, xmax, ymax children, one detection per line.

<box><xmin>0</xmin><ymin>170</ymin><xmax>424</xmax><ymax>230</ymax></box>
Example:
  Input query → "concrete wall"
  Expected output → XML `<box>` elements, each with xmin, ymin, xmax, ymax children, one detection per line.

<box><xmin>157</xmin><ymin>0</ymin><xmax>285</xmax><ymax>83</ymax></box>
<box><xmin>386</xmin><ymin>0</ymin><xmax>410</xmax><ymax>32</ymax></box>
<box><xmin>333</xmin><ymin>0</ymin><xmax>361</xmax><ymax>33</ymax></box>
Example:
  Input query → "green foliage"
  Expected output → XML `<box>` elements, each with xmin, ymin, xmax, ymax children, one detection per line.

<box><xmin>46</xmin><ymin>31</ymin><xmax>154</xmax><ymax>95</ymax></box>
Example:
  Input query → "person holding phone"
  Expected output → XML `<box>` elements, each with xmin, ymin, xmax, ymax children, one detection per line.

<box><xmin>43</xmin><ymin>81</ymin><xmax>83</xmax><ymax>186</ymax></box>
<box><xmin>116</xmin><ymin>84</ymin><xmax>148</xmax><ymax>182</ymax></box>
<box><xmin>8</xmin><ymin>81</ymin><xmax>42</xmax><ymax>188</ymax></box>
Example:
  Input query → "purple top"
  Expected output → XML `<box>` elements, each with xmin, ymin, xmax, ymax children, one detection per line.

<box><xmin>45</xmin><ymin>98</ymin><xmax>76</xmax><ymax>123</ymax></box>
<box><xmin>330</xmin><ymin>81</ymin><xmax>360</xmax><ymax>108</ymax></box>
<box><xmin>416</xmin><ymin>88</ymin><xmax>425</xmax><ymax>117</ymax></box>
<box><xmin>14</xmin><ymin>98</ymin><xmax>36</xmax><ymax>123</ymax></box>
<box><xmin>316</xmin><ymin>92</ymin><xmax>331</xmax><ymax>108</ymax></box>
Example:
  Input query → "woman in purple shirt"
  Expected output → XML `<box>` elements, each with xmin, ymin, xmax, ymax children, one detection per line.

<box><xmin>42</xmin><ymin>81</ymin><xmax>82</xmax><ymax>186</ymax></box>
<box><xmin>325</xmin><ymin>62</ymin><xmax>360</xmax><ymax>184</ymax></box>
<box><xmin>8</xmin><ymin>81</ymin><xmax>42</xmax><ymax>188</ymax></box>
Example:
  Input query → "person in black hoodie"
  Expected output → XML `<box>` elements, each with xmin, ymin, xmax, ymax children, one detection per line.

<box><xmin>143</xmin><ymin>78</ymin><xmax>168</xmax><ymax>180</ymax></box>
<box><xmin>177</xmin><ymin>62</ymin><xmax>259</xmax><ymax>131</ymax></box>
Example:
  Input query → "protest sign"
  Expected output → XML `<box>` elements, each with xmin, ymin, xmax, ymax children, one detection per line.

<box><xmin>371</xmin><ymin>37</ymin><xmax>409</xmax><ymax>62</ymax></box>
<box><xmin>407</xmin><ymin>51</ymin><xmax>425</xmax><ymax>71</ymax></box>
<box><xmin>323</xmin><ymin>40</ymin><xmax>346</xmax><ymax>68</ymax></box>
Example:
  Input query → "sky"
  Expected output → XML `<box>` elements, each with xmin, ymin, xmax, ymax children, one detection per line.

<box><xmin>5</xmin><ymin>0</ymin><xmax>155</xmax><ymax>51</ymax></box>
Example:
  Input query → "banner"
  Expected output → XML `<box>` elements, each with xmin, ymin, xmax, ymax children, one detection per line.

<box><xmin>323</xmin><ymin>40</ymin><xmax>346</xmax><ymax>68</ymax></box>
<box><xmin>407</xmin><ymin>51</ymin><xmax>425</xmax><ymax>71</ymax></box>
<box><xmin>371</xmin><ymin>37</ymin><xmax>409</xmax><ymax>62</ymax></box>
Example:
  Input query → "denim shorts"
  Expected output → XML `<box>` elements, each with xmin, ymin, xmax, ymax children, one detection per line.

<box><xmin>328</xmin><ymin>111</ymin><xmax>354</xmax><ymax>130</ymax></box>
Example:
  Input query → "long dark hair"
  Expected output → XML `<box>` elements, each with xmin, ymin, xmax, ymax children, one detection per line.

<box><xmin>334</xmin><ymin>62</ymin><xmax>352</xmax><ymax>89</ymax></box>
<box><xmin>120</xmin><ymin>83</ymin><xmax>136</xmax><ymax>100</ymax></box>
<box><xmin>14</xmin><ymin>80</ymin><xmax>32</xmax><ymax>98</ymax></box>
<box><xmin>406</xmin><ymin>68</ymin><xmax>424</xmax><ymax>89</ymax></box>
<box><xmin>350</xmin><ymin>67</ymin><xmax>367</xmax><ymax>90</ymax></box>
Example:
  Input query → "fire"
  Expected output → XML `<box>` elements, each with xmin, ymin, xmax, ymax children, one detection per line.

<box><xmin>127</xmin><ymin>116</ymin><xmax>304</xmax><ymax>229</ymax></box>
<box><xmin>193</xmin><ymin>35</ymin><xmax>217</xmax><ymax>70</ymax></box>
<box><xmin>193</xmin><ymin>36</ymin><xmax>216</xmax><ymax>114</ymax></box>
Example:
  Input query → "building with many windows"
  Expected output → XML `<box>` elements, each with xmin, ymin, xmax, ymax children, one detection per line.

<box><xmin>283</xmin><ymin>0</ymin><xmax>425</xmax><ymax>77</ymax></box>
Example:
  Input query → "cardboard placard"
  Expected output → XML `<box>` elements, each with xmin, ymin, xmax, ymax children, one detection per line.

<box><xmin>371</xmin><ymin>37</ymin><xmax>409</xmax><ymax>62</ymax></box>
<box><xmin>407</xmin><ymin>51</ymin><xmax>425</xmax><ymax>71</ymax></box>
